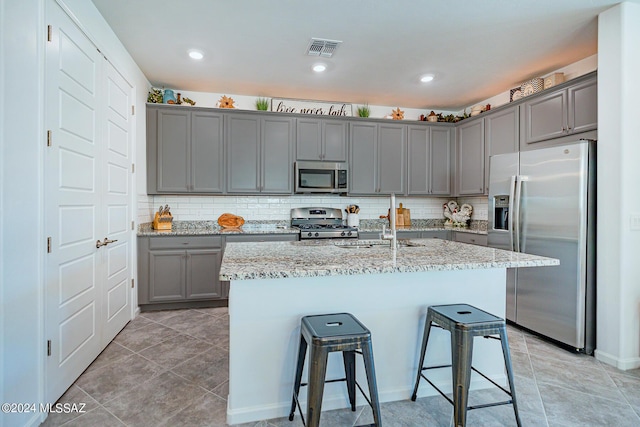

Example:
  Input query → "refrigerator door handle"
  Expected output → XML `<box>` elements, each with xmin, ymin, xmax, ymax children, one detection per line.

<box><xmin>514</xmin><ymin>175</ymin><xmax>528</xmax><ymax>252</ymax></box>
<box><xmin>508</xmin><ymin>175</ymin><xmax>517</xmax><ymax>252</ymax></box>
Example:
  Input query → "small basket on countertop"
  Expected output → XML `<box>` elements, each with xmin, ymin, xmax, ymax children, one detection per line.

<box><xmin>153</xmin><ymin>205</ymin><xmax>173</xmax><ymax>230</ymax></box>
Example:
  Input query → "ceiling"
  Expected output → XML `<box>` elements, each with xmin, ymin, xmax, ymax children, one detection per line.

<box><xmin>91</xmin><ymin>0</ymin><xmax>630</xmax><ymax>110</ymax></box>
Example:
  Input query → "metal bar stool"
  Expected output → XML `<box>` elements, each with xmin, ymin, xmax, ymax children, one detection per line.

<box><xmin>411</xmin><ymin>304</ymin><xmax>521</xmax><ymax>427</ymax></box>
<box><xmin>289</xmin><ymin>313</ymin><xmax>382</xmax><ymax>427</ymax></box>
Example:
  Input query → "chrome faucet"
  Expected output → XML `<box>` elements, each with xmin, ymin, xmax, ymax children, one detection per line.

<box><xmin>380</xmin><ymin>193</ymin><xmax>397</xmax><ymax>249</ymax></box>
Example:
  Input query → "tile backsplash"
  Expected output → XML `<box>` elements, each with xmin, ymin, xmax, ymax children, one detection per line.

<box><xmin>138</xmin><ymin>194</ymin><xmax>488</xmax><ymax>224</ymax></box>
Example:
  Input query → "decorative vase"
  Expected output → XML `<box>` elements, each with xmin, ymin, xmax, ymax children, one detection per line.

<box><xmin>163</xmin><ymin>89</ymin><xmax>176</xmax><ymax>104</ymax></box>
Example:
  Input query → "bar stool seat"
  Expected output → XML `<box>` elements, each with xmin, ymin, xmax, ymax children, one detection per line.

<box><xmin>289</xmin><ymin>313</ymin><xmax>382</xmax><ymax>427</ymax></box>
<box><xmin>411</xmin><ymin>304</ymin><xmax>521</xmax><ymax>427</ymax></box>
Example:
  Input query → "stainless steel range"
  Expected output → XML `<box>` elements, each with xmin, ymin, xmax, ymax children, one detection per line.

<box><xmin>291</xmin><ymin>207</ymin><xmax>358</xmax><ymax>239</ymax></box>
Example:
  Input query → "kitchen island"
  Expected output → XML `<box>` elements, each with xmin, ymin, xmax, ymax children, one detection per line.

<box><xmin>220</xmin><ymin>238</ymin><xmax>558</xmax><ymax>425</ymax></box>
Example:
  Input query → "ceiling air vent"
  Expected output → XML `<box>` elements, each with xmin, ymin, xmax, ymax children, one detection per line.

<box><xmin>306</xmin><ymin>38</ymin><xmax>342</xmax><ymax>58</ymax></box>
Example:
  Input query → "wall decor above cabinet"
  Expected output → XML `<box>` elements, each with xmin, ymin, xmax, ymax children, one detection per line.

<box><xmin>271</xmin><ymin>98</ymin><xmax>352</xmax><ymax>116</ymax></box>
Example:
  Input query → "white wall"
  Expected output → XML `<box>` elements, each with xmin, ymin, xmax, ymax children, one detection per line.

<box><xmin>139</xmin><ymin>193</ymin><xmax>489</xmax><ymax>224</ymax></box>
<box><xmin>156</xmin><ymin>89</ymin><xmax>457</xmax><ymax>121</ymax></box>
<box><xmin>1</xmin><ymin>1</ymin><xmax>45</xmax><ymax>426</ymax></box>
<box><xmin>464</xmin><ymin>54</ymin><xmax>598</xmax><ymax>113</ymax></box>
<box><xmin>0</xmin><ymin>0</ymin><xmax>148</xmax><ymax>425</ymax></box>
<box><xmin>595</xmin><ymin>2</ymin><xmax>640</xmax><ymax>370</ymax></box>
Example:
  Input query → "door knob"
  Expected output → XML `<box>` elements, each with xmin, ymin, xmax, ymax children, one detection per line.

<box><xmin>96</xmin><ymin>237</ymin><xmax>118</xmax><ymax>248</ymax></box>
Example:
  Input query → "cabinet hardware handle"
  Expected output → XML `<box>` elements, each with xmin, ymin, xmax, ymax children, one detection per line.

<box><xmin>96</xmin><ymin>237</ymin><xmax>118</xmax><ymax>248</ymax></box>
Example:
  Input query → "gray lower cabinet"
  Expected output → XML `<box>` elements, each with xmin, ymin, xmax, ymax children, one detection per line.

<box><xmin>484</xmin><ymin>105</ymin><xmax>519</xmax><ymax>194</ymax></box>
<box><xmin>296</xmin><ymin>118</ymin><xmax>347</xmax><ymax>161</ymax></box>
<box><xmin>520</xmin><ymin>74</ymin><xmax>597</xmax><ymax>145</ymax></box>
<box><xmin>407</xmin><ymin>125</ymin><xmax>453</xmax><ymax>195</ymax></box>
<box><xmin>350</xmin><ymin>122</ymin><xmax>406</xmax><ymax>195</ymax></box>
<box><xmin>147</xmin><ymin>106</ymin><xmax>224</xmax><ymax>194</ymax></box>
<box><xmin>226</xmin><ymin>113</ymin><xmax>295</xmax><ymax>194</ymax></box>
<box><xmin>138</xmin><ymin>236</ymin><xmax>224</xmax><ymax>307</ymax></box>
<box><xmin>453</xmin><ymin>232</ymin><xmax>488</xmax><ymax>246</ymax></box>
<box><xmin>456</xmin><ymin>118</ymin><xmax>485</xmax><ymax>195</ymax></box>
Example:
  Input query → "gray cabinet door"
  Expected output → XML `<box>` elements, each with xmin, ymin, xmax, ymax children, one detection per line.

<box><xmin>227</xmin><ymin>114</ymin><xmax>261</xmax><ymax>193</ymax></box>
<box><xmin>191</xmin><ymin>111</ymin><xmax>224</xmax><ymax>193</ymax></box>
<box><xmin>377</xmin><ymin>123</ymin><xmax>406</xmax><ymax>194</ymax></box>
<box><xmin>457</xmin><ymin>119</ymin><xmax>485</xmax><ymax>195</ymax></box>
<box><xmin>186</xmin><ymin>249</ymin><xmax>223</xmax><ymax>299</ymax></box>
<box><xmin>521</xmin><ymin>90</ymin><xmax>567</xmax><ymax>144</ymax></box>
<box><xmin>568</xmin><ymin>77</ymin><xmax>597</xmax><ymax>134</ymax></box>
<box><xmin>323</xmin><ymin>120</ymin><xmax>348</xmax><ymax>161</ymax></box>
<box><xmin>296</xmin><ymin>118</ymin><xmax>322</xmax><ymax>160</ymax></box>
<box><xmin>350</xmin><ymin>122</ymin><xmax>378</xmax><ymax>194</ymax></box>
<box><xmin>156</xmin><ymin>109</ymin><xmax>190</xmax><ymax>192</ymax></box>
<box><xmin>429</xmin><ymin>127</ymin><xmax>452</xmax><ymax>195</ymax></box>
<box><xmin>148</xmin><ymin>250</ymin><xmax>186</xmax><ymax>302</ymax></box>
<box><xmin>296</xmin><ymin>118</ymin><xmax>347</xmax><ymax>161</ymax></box>
<box><xmin>407</xmin><ymin>126</ymin><xmax>429</xmax><ymax>195</ymax></box>
<box><xmin>261</xmin><ymin>117</ymin><xmax>294</xmax><ymax>193</ymax></box>
<box><xmin>484</xmin><ymin>106</ymin><xmax>518</xmax><ymax>194</ymax></box>
<box><xmin>407</xmin><ymin>126</ymin><xmax>451</xmax><ymax>196</ymax></box>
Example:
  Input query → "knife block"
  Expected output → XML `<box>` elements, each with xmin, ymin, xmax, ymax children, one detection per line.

<box><xmin>152</xmin><ymin>212</ymin><xmax>173</xmax><ymax>230</ymax></box>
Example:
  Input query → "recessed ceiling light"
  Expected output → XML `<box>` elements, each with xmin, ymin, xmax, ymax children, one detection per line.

<box><xmin>313</xmin><ymin>64</ymin><xmax>327</xmax><ymax>73</ymax></box>
<box><xmin>420</xmin><ymin>74</ymin><xmax>435</xmax><ymax>83</ymax></box>
<box><xmin>188</xmin><ymin>50</ymin><xmax>204</xmax><ymax>60</ymax></box>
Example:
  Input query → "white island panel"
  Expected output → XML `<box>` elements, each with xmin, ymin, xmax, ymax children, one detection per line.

<box><xmin>227</xmin><ymin>268</ymin><xmax>507</xmax><ymax>424</ymax></box>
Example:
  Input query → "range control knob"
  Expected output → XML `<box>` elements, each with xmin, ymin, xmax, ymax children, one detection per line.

<box><xmin>341</xmin><ymin>231</ymin><xmax>346</xmax><ymax>237</ymax></box>
<box><xmin>314</xmin><ymin>232</ymin><xmax>319</xmax><ymax>237</ymax></box>
<box><xmin>347</xmin><ymin>231</ymin><xmax>353</xmax><ymax>236</ymax></box>
<box><xmin>307</xmin><ymin>232</ymin><xmax>313</xmax><ymax>237</ymax></box>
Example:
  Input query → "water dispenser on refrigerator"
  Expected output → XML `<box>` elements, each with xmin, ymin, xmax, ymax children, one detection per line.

<box><xmin>493</xmin><ymin>196</ymin><xmax>509</xmax><ymax>230</ymax></box>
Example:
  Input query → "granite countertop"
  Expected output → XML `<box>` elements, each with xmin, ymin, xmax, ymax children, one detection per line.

<box><xmin>138</xmin><ymin>219</ymin><xmax>487</xmax><ymax>237</ymax></box>
<box><xmin>219</xmin><ymin>238</ymin><xmax>558</xmax><ymax>281</ymax></box>
<box><xmin>358</xmin><ymin>219</ymin><xmax>487</xmax><ymax>235</ymax></box>
<box><xmin>137</xmin><ymin>221</ymin><xmax>299</xmax><ymax>237</ymax></box>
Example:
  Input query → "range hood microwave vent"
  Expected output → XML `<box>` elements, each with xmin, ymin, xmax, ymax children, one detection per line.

<box><xmin>306</xmin><ymin>38</ymin><xmax>342</xmax><ymax>58</ymax></box>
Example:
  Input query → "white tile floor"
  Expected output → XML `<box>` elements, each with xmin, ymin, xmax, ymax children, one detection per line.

<box><xmin>42</xmin><ymin>308</ymin><xmax>640</xmax><ymax>426</ymax></box>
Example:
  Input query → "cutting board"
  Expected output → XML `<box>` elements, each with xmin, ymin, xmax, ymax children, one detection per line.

<box><xmin>397</xmin><ymin>203</ymin><xmax>411</xmax><ymax>226</ymax></box>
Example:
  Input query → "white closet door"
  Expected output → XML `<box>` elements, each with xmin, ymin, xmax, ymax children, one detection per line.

<box><xmin>102</xmin><ymin>60</ymin><xmax>132</xmax><ymax>342</ymax></box>
<box><xmin>44</xmin><ymin>2</ymin><xmax>132</xmax><ymax>403</ymax></box>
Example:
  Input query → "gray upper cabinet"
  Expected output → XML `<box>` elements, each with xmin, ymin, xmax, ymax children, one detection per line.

<box><xmin>567</xmin><ymin>77</ymin><xmax>598</xmax><ymax>134</ymax></box>
<box><xmin>226</xmin><ymin>113</ymin><xmax>294</xmax><ymax>194</ymax></box>
<box><xmin>147</xmin><ymin>106</ymin><xmax>224</xmax><ymax>194</ymax></box>
<box><xmin>296</xmin><ymin>118</ymin><xmax>347</xmax><ymax>161</ymax></box>
<box><xmin>456</xmin><ymin>118</ymin><xmax>485</xmax><ymax>195</ymax></box>
<box><xmin>191</xmin><ymin>111</ymin><xmax>224</xmax><ymax>192</ymax></box>
<box><xmin>521</xmin><ymin>74</ymin><xmax>597</xmax><ymax>145</ymax></box>
<box><xmin>484</xmin><ymin>105</ymin><xmax>519</xmax><ymax>194</ymax></box>
<box><xmin>407</xmin><ymin>125</ymin><xmax>452</xmax><ymax>195</ymax></box>
<box><xmin>350</xmin><ymin>122</ymin><xmax>406</xmax><ymax>195</ymax></box>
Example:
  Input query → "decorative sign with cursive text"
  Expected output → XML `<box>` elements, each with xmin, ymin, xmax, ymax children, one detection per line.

<box><xmin>271</xmin><ymin>98</ymin><xmax>353</xmax><ymax>116</ymax></box>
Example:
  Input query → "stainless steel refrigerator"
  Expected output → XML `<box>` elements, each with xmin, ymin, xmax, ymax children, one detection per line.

<box><xmin>488</xmin><ymin>140</ymin><xmax>596</xmax><ymax>354</ymax></box>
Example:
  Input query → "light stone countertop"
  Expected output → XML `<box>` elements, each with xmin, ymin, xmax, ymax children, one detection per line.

<box><xmin>137</xmin><ymin>221</ymin><xmax>299</xmax><ymax>237</ymax></box>
<box><xmin>219</xmin><ymin>238</ymin><xmax>558</xmax><ymax>281</ymax></box>
<box><xmin>137</xmin><ymin>219</ymin><xmax>487</xmax><ymax>237</ymax></box>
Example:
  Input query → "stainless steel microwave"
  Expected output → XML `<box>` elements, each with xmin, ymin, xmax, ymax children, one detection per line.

<box><xmin>294</xmin><ymin>161</ymin><xmax>348</xmax><ymax>194</ymax></box>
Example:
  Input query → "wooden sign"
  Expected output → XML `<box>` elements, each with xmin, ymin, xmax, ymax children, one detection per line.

<box><xmin>271</xmin><ymin>98</ymin><xmax>353</xmax><ymax>116</ymax></box>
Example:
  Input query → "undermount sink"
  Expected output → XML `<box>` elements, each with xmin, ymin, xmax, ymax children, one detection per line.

<box><xmin>334</xmin><ymin>239</ymin><xmax>425</xmax><ymax>249</ymax></box>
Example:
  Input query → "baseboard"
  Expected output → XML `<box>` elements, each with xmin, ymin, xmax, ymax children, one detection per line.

<box><xmin>226</xmin><ymin>375</ymin><xmax>505</xmax><ymax>425</ymax></box>
<box><xmin>595</xmin><ymin>349</ymin><xmax>640</xmax><ymax>370</ymax></box>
